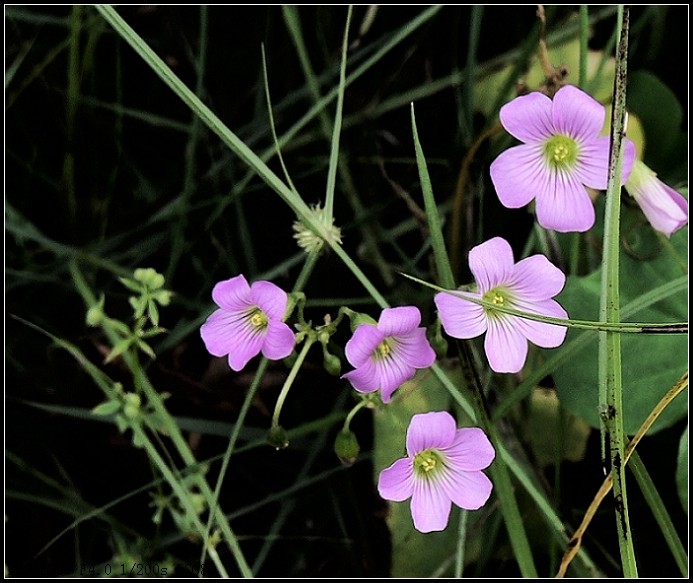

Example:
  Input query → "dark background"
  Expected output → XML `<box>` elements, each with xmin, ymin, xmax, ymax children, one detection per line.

<box><xmin>5</xmin><ymin>5</ymin><xmax>688</xmax><ymax>577</ymax></box>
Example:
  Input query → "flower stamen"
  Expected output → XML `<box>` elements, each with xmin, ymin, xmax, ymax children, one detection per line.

<box><xmin>543</xmin><ymin>134</ymin><xmax>579</xmax><ymax>170</ymax></box>
<box><xmin>376</xmin><ymin>340</ymin><xmax>391</xmax><ymax>358</ymax></box>
<box><xmin>414</xmin><ymin>448</ymin><xmax>444</xmax><ymax>478</ymax></box>
<box><xmin>250</xmin><ymin>309</ymin><xmax>269</xmax><ymax>329</ymax></box>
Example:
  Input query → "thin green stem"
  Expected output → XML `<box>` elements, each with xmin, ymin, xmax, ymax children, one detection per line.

<box><xmin>411</xmin><ymin>103</ymin><xmax>455</xmax><ymax>290</ymax></box>
<box><xmin>198</xmin><ymin>358</ymin><xmax>268</xmax><ymax>575</ymax></box>
<box><xmin>343</xmin><ymin>398</ymin><xmax>369</xmax><ymax>431</ymax></box>
<box><xmin>599</xmin><ymin>6</ymin><xmax>637</xmax><ymax>577</ymax></box>
<box><xmin>271</xmin><ymin>338</ymin><xmax>315</xmax><ymax>429</ymax></box>
<box><xmin>401</xmin><ymin>272</ymin><xmax>687</xmax><ymax>334</ymax></box>
<box><xmin>578</xmin><ymin>5</ymin><xmax>589</xmax><ymax>89</ymax></box>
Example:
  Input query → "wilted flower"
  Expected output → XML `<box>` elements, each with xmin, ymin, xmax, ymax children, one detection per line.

<box><xmin>434</xmin><ymin>237</ymin><xmax>568</xmax><ymax>374</ymax></box>
<box><xmin>342</xmin><ymin>306</ymin><xmax>436</xmax><ymax>403</ymax></box>
<box><xmin>625</xmin><ymin>159</ymin><xmax>688</xmax><ymax>237</ymax></box>
<box><xmin>200</xmin><ymin>274</ymin><xmax>296</xmax><ymax>371</ymax></box>
<box><xmin>378</xmin><ymin>411</ymin><xmax>495</xmax><ymax>533</ymax></box>
<box><xmin>490</xmin><ymin>84</ymin><xmax>636</xmax><ymax>232</ymax></box>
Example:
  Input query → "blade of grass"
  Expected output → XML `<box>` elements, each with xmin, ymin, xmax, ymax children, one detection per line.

<box><xmin>628</xmin><ymin>450</ymin><xmax>688</xmax><ymax>576</ymax></box>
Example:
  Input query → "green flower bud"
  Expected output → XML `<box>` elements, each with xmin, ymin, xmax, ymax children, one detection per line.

<box><xmin>334</xmin><ymin>429</ymin><xmax>360</xmax><ymax>466</ymax></box>
<box><xmin>86</xmin><ymin>294</ymin><xmax>106</xmax><ymax>327</ymax></box>
<box><xmin>267</xmin><ymin>425</ymin><xmax>290</xmax><ymax>450</ymax></box>
<box><xmin>344</xmin><ymin>309</ymin><xmax>378</xmax><ymax>332</ymax></box>
<box><xmin>322</xmin><ymin>350</ymin><xmax>342</xmax><ymax>377</ymax></box>
<box><xmin>123</xmin><ymin>392</ymin><xmax>142</xmax><ymax>419</ymax></box>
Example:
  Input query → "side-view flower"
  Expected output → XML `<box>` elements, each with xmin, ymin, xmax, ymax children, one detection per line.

<box><xmin>378</xmin><ymin>411</ymin><xmax>495</xmax><ymax>533</ymax></box>
<box><xmin>200</xmin><ymin>274</ymin><xmax>296</xmax><ymax>371</ymax></box>
<box><xmin>490</xmin><ymin>84</ymin><xmax>636</xmax><ymax>233</ymax></box>
<box><xmin>434</xmin><ymin>237</ymin><xmax>568</xmax><ymax>374</ymax></box>
<box><xmin>342</xmin><ymin>306</ymin><xmax>436</xmax><ymax>403</ymax></box>
<box><xmin>625</xmin><ymin>159</ymin><xmax>688</xmax><ymax>237</ymax></box>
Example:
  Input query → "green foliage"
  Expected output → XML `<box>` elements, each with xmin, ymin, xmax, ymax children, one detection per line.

<box><xmin>676</xmin><ymin>426</ymin><xmax>688</xmax><ymax>514</ymax></box>
<box><xmin>551</xmin><ymin>226</ymin><xmax>688</xmax><ymax>435</ymax></box>
<box><xmin>5</xmin><ymin>4</ymin><xmax>687</xmax><ymax>578</ymax></box>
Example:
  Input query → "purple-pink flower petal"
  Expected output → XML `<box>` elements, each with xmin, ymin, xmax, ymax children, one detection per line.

<box><xmin>212</xmin><ymin>274</ymin><xmax>252</xmax><ymax>312</ymax></box>
<box><xmin>509</xmin><ymin>255</ymin><xmax>566</xmax><ymax>300</ymax></box>
<box><xmin>377</xmin><ymin>306</ymin><xmax>422</xmax><ymax>336</ymax></box>
<box><xmin>436</xmin><ymin>237</ymin><xmax>568</xmax><ymax>374</ymax></box>
<box><xmin>200</xmin><ymin>274</ymin><xmax>296</xmax><ymax>372</ymax></box>
<box><xmin>491</xmin><ymin>84</ymin><xmax>637</xmax><ymax>233</ymax></box>
<box><xmin>551</xmin><ymin>85</ymin><xmax>605</xmax><ymax>139</ymax></box>
<box><xmin>411</xmin><ymin>479</ymin><xmax>453</xmax><ymax>533</ymax></box>
<box><xmin>227</xmin><ymin>327</ymin><xmax>265</xmax><ymax>372</ymax></box>
<box><xmin>489</xmin><ymin>145</ymin><xmax>546</xmax><ymax>209</ymax></box>
<box><xmin>343</xmin><ymin>306</ymin><xmax>436</xmax><ymax>403</ymax></box>
<box><xmin>200</xmin><ymin>310</ymin><xmax>241</xmax><ymax>358</ymax></box>
<box><xmin>344</xmin><ymin>325</ymin><xmax>384</xmax><ymax>367</ymax></box>
<box><xmin>534</xmin><ymin>173</ymin><xmax>596</xmax><ymax>232</ymax></box>
<box><xmin>484</xmin><ymin>317</ymin><xmax>529</xmax><ymax>374</ymax></box>
<box><xmin>434</xmin><ymin>292</ymin><xmax>487</xmax><ymax>339</ymax></box>
<box><xmin>375</xmin><ymin>357</ymin><xmax>414</xmax><ymax>403</ymax></box>
<box><xmin>446</xmin><ymin>428</ymin><xmax>496</xmax><ymax>471</ymax></box>
<box><xmin>498</xmin><ymin>91</ymin><xmax>554</xmax><ymax>143</ymax></box>
<box><xmin>342</xmin><ymin>358</ymin><xmax>379</xmax><ymax>394</ymax></box>
<box><xmin>512</xmin><ymin>300</ymin><xmax>568</xmax><ymax>349</ymax></box>
<box><xmin>250</xmin><ymin>280</ymin><xmax>288</xmax><ymax>320</ymax></box>
<box><xmin>625</xmin><ymin>160</ymin><xmax>688</xmax><ymax>237</ymax></box>
<box><xmin>261</xmin><ymin>320</ymin><xmax>297</xmax><ymax>360</ymax></box>
<box><xmin>394</xmin><ymin>329</ymin><xmax>437</xmax><ymax>369</ymax></box>
<box><xmin>468</xmin><ymin>237</ymin><xmax>515</xmax><ymax>292</ymax></box>
<box><xmin>378</xmin><ymin>458</ymin><xmax>415</xmax><ymax>502</ymax></box>
<box><xmin>439</xmin><ymin>466</ymin><xmax>494</xmax><ymax>511</ymax></box>
<box><xmin>574</xmin><ymin>136</ymin><xmax>611</xmax><ymax>190</ymax></box>
<box><xmin>406</xmin><ymin>411</ymin><xmax>455</xmax><ymax>456</ymax></box>
<box><xmin>378</xmin><ymin>412</ymin><xmax>495</xmax><ymax>534</ymax></box>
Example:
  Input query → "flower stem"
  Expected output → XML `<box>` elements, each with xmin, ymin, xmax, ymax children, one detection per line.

<box><xmin>599</xmin><ymin>6</ymin><xmax>637</xmax><ymax>577</ymax></box>
<box><xmin>271</xmin><ymin>337</ymin><xmax>316</xmax><ymax>430</ymax></box>
<box><xmin>342</xmin><ymin>398</ymin><xmax>369</xmax><ymax>432</ymax></box>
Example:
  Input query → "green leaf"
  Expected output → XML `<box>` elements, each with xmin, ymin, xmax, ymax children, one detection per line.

<box><xmin>91</xmin><ymin>400</ymin><xmax>122</xmax><ymax>417</ymax></box>
<box><xmin>676</xmin><ymin>426</ymin><xmax>688</xmax><ymax>514</ymax></box>
<box><xmin>626</xmin><ymin>71</ymin><xmax>685</xmax><ymax>174</ymax></box>
<box><xmin>147</xmin><ymin>300</ymin><xmax>160</xmax><ymax>327</ymax></box>
<box><xmin>550</xmin><ymin>228</ymin><xmax>688</xmax><ymax>435</ymax></box>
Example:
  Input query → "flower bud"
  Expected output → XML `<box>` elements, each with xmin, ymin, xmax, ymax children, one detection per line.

<box><xmin>334</xmin><ymin>429</ymin><xmax>360</xmax><ymax>466</ymax></box>
<box><xmin>344</xmin><ymin>309</ymin><xmax>378</xmax><ymax>332</ymax></box>
<box><xmin>267</xmin><ymin>425</ymin><xmax>290</xmax><ymax>450</ymax></box>
<box><xmin>123</xmin><ymin>392</ymin><xmax>142</xmax><ymax>419</ymax></box>
<box><xmin>322</xmin><ymin>350</ymin><xmax>342</xmax><ymax>377</ymax></box>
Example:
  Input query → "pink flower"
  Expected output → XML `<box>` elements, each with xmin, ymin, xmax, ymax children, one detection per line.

<box><xmin>342</xmin><ymin>306</ymin><xmax>436</xmax><ymax>403</ymax></box>
<box><xmin>434</xmin><ymin>237</ymin><xmax>568</xmax><ymax>374</ymax></box>
<box><xmin>490</xmin><ymin>85</ymin><xmax>636</xmax><ymax>233</ymax></box>
<box><xmin>378</xmin><ymin>411</ymin><xmax>495</xmax><ymax>533</ymax></box>
<box><xmin>625</xmin><ymin>159</ymin><xmax>688</xmax><ymax>237</ymax></box>
<box><xmin>200</xmin><ymin>274</ymin><xmax>296</xmax><ymax>371</ymax></box>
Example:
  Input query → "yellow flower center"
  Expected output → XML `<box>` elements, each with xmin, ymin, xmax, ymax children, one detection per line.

<box><xmin>482</xmin><ymin>287</ymin><xmax>511</xmax><ymax>318</ymax></box>
<box><xmin>249</xmin><ymin>309</ymin><xmax>268</xmax><ymax>329</ymax></box>
<box><xmin>544</xmin><ymin>134</ymin><xmax>579</xmax><ymax>170</ymax></box>
<box><xmin>413</xmin><ymin>449</ymin><xmax>444</xmax><ymax>478</ymax></box>
<box><xmin>376</xmin><ymin>340</ymin><xmax>391</xmax><ymax>358</ymax></box>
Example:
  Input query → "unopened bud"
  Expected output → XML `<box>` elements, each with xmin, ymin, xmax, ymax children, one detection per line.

<box><xmin>267</xmin><ymin>425</ymin><xmax>290</xmax><ymax>450</ymax></box>
<box><xmin>334</xmin><ymin>429</ymin><xmax>360</xmax><ymax>466</ymax></box>
<box><xmin>323</xmin><ymin>351</ymin><xmax>342</xmax><ymax>377</ymax></box>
